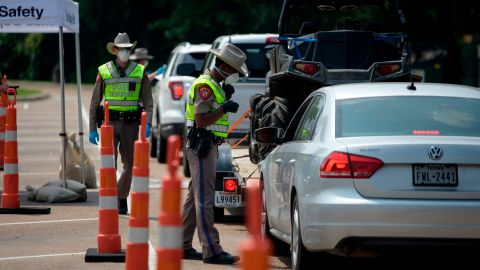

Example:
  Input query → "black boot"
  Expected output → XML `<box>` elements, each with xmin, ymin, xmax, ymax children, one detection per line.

<box><xmin>118</xmin><ymin>198</ymin><xmax>128</xmax><ymax>215</ymax></box>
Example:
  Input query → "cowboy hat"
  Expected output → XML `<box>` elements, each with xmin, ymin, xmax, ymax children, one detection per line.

<box><xmin>106</xmin><ymin>33</ymin><xmax>137</xmax><ymax>55</ymax></box>
<box><xmin>209</xmin><ymin>43</ymin><xmax>248</xmax><ymax>76</ymax></box>
<box><xmin>129</xmin><ymin>48</ymin><xmax>154</xmax><ymax>60</ymax></box>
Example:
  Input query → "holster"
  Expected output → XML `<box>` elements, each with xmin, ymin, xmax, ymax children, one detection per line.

<box><xmin>194</xmin><ymin>128</ymin><xmax>213</xmax><ymax>158</ymax></box>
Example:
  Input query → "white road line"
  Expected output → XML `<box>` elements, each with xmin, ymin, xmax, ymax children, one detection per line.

<box><xmin>149</xmin><ymin>239</ymin><xmax>157</xmax><ymax>270</ymax></box>
<box><xmin>0</xmin><ymin>252</ymin><xmax>85</xmax><ymax>261</ymax></box>
<box><xmin>0</xmin><ymin>218</ymin><xmax>98</xmax><ymax>226</ymax></box>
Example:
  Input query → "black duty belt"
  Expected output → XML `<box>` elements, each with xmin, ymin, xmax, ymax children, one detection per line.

<box><xmin>109</xmin><ymin>110</ymin><xmax>140</xmax><ymax>121</ymax></box>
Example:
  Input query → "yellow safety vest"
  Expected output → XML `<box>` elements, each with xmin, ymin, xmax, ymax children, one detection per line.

<box><xmin>98</xmin><ymin>61</ymin><xmax>144</xmax><ymax>111</ymax></box>
<box><xmin>185</xmin><ymin>74</ymin><xmax>229</xmax><ymax>138</ymax></box>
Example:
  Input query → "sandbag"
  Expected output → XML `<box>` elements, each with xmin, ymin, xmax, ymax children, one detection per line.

<box><xmin>59</xmin><ymin>132</ymin><xmax>97</xmax><ymax>188</ymax></box>
<box><xmin>26</xmin><ymin>180</ymin><xmax>87</xmax><ymax>203</ymax></box>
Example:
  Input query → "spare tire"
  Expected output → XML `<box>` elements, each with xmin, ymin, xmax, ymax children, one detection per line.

<box><xmin>257</xmin><ymin>96</ymin><xmax>291</xmax><ymax>161</ymax></box>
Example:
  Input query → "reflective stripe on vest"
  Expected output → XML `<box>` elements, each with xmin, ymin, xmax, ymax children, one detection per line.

<box><xmin>185</xmin><ymin>74</ymin><xmax>229</xmax><ymax>138</ymax></box>
<box><xmin>98</xmin><ymin>61</ymin><xmax>144</xmax><ymax>112</ymax></box>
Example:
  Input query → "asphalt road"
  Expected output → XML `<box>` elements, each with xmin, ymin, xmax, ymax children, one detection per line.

<box><xmin>0</xmin><ymin>81</ymin><xmax>476</xmax><ymax>270</ymax></box>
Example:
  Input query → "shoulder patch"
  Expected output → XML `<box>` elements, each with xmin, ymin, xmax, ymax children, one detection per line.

<box><xmin>198</xmin><ymin>86</ymin><xmax>212</xmax><ymax>100</ymax></box>
<box><xmin>95</xmin><ymin>73</ymin><xmax>101</xmax><ymax>83</ymax></box>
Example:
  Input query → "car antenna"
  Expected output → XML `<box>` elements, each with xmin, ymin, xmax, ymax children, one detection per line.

<box><xmin>407</xmin><ymin>81</ymin><xmax>416</xmax><ymax>90</ymax></box>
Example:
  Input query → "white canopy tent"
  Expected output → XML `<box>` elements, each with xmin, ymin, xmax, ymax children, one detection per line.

<box><xmin>0</xmin><ymin>0</ymin><xmax>84</xmax><ymax>188</ymax></box>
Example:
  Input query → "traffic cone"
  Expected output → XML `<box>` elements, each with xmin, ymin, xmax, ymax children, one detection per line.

<box><xmin>85</xmin><ymin>102</ymin><xmax>125</xmax><ymax>262</ymax></box>
<box><xmin>238</xmin><ymin>181</ymin><xmax>272</xmax><ymax>270</ymax></box>
<box><xmin>157</xmin><ymin>135</ymin><xmax>183</xmax><ymax>270</ymax></box>
<box><xmin>125</xmin><ymin>112</ymin><xmax>150</xmax><ymax>270</ymax></box>
<box><xmin>0</xmin><ymin>87</ymin><xmax>50</xmax><ymax>214</ymax></box>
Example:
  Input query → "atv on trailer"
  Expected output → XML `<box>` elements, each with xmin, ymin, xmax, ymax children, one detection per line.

<box><xmin>249</xmin><ymin>0</ymin><xmax>417</xmax><ymax>163</ymax></box>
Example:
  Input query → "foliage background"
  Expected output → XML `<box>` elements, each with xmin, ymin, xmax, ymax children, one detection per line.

<box><xmin>0</xmin><ymin>0</ymin><xmax>479</xmax><ymax>85</ymax></box>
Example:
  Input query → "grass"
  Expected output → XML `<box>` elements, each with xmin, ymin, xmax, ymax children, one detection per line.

<box><xmin>13</xmin><ymin>88</ymin><xmax>41</xmax><ymax>96</ymax></box>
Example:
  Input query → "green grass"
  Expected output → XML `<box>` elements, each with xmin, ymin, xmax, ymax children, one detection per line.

<box><xmin>14</xmin><ymin>88</ymin><xmax>41</xmax><ymax>96</ymax></box>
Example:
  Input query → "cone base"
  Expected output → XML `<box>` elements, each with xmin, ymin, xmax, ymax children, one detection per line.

<box><xmin>0</xmin><ymin>207</ymin><xmax>51</xmax><ymax>214</ymax></box>
<box><xmin>84</xmin><ymin>248</ymin><xmax>125</xmax><ymax>263</ymax></box>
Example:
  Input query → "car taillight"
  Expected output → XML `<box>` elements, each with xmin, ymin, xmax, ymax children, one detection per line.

<box><xmin>295</xmin><ymin>63</ymin><xmax>318</xmax><ymax>75</ymax></box>
<box><xmin>376</xmin><ymin>63</ymin><xmax>401</xmax><ymax>76</ymax></box>
<box><xmin>224</xmin><ymin>178</ymin><xmax>237</xmax><ymax>192</ymax></box>
<box><xmin>320</xmin><ymin>151</ymin><xmax>383</xmax><ymax>179</ymax></box>
<box><xmin>266</xmin><ymin>36</ymin><xmax>279</xmax><ymax>43</ymax></box>
<box><xmin>168</xmin><ymin>81</ymin><xmax>183</xmax><ymax>100</ymax></box>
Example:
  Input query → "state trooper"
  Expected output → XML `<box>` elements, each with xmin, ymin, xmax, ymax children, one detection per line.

<box><xmin>182</xmin><ymin>43</ymin><xmax>245</xmax><ymax>264</ymax></box>
<box><xmin>88</xmin><ymin>33</ymin><xmax>154</xmax><ymax>215</ymax></box>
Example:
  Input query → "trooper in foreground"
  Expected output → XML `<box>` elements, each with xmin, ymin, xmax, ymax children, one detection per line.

<box><xmin>88</xmin><ymin>33</ymin><xmax>153</xmax><ymax>215</ymax></box>
<box><xmin>182</xmin><ymin>43</ymin><xmax>246</xmax><ymax>264</ymax></box>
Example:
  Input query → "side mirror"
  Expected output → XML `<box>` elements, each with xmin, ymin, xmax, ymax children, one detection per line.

<box><xmin>254</xmin><ymin>127</ymin><xmax>283</xmax><ymax>145</ymax></box>
<box><xmin>177</xmin><ymin>63</ymin><xmax>196</xmax><ymax>76</ymax></box>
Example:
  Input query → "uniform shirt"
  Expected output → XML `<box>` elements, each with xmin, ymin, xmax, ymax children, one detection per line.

<box><xmin>89</xmin><ymin>60</ymin><xmax>154</xmax><ymax>132</ymax></box>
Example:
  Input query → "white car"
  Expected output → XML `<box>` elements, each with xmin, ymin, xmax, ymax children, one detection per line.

<box><xmin>256</xmin><ymin>82</ymin><xmax>480</xmax><ymax>269</ymax></box>
<box><xmin>151</xmin><ymin>42</ymin><xmax>210</xmax><ymax>163</ymax></box>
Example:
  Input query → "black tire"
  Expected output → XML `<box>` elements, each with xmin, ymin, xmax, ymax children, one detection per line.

<box><xmin>182</xmin><ymin>151</ymin><xmax>190</xmax><ymax>177</ymax></box>
<box><xmin>214</xmin><ymin>206</ymin><xmax>224</xmax><ymax>222</ymax></box>
<box><xmin>291</xmin><ymin>195</ymin><xmax>313</xmax><ymax>270</ymax></box>
<box><xmin>156</xmin><ymin>125</ymin><xmax>167</xmax><ymax>163</ymax></box>
<box><xmin>261</xmin><ymin>179</ymin><xmax>290</xmax><ymax>256</ymax></box>
<box><xmin>257</xmin><ymin>96</ymin><xmax>290</xmax><ymax>160</ymax></box>
<box><xmin>248</xmin><ymin>94</ymin><xmax>265</xmax><ymax>164</ymax></box>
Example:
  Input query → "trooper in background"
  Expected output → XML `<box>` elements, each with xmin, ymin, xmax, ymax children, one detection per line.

<box><xmin>182</xmin><ymin>43</ymin><xmax>246</xmax><ymax>265</ymax></box>
<box><xmin>129</xmin><ymin>47</ymin><xmax>165</xmax><ymax>81</ymax></box>
<box><xmin>88</xmin><ymin>33</ymin><xmax>154</xmax><ymax>215</ymax></box>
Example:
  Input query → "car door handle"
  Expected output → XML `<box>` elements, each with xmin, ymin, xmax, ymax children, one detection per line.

<box><xmin>289</xmin><ymin>159</ymin><xmax>296</xmax><ymax>165</ymax></box>
<box><xmin>274</xmin><ymin>159</ymin><xmax>282</xmax><ymax>165</ymax></box>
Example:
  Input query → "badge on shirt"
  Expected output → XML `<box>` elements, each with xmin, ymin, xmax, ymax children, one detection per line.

<box><xmin>199</xmin><ymin>86</ymin><xmax>212</xmax><ymax>100</ymax></box>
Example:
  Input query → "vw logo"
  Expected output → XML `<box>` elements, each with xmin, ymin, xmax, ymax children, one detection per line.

<box><xmin>428</xmin><ymin>146</ymin><xmax>444</xmax><ymax>160</ymax></box>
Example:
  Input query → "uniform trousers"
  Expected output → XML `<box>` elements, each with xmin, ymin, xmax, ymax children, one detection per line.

<box><xmin>112</xmin><ymin>119</ymin><xmax>139</xmax><ymax>199</ymax></box>
<box><xmin>182</xmin><ymin>142</ymin><xmax>225</xmax><ymax>258</ymax></box>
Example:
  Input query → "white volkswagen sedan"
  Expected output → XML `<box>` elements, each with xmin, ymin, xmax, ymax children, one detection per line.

<box><xmin>256</xmin><ymin>82</ymin><xmax>480</xmax><ymax>270</ymax></box>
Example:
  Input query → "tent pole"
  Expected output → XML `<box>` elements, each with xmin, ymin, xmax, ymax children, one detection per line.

<box><xmin>75</xmin><ymin>33</ymin><xmax>85</xmax><ymax>185</ymax></box>
<box><xmin>59</xmin><ymin>26</ymin><xmax>67</xmax><ymax>189</ymax></box>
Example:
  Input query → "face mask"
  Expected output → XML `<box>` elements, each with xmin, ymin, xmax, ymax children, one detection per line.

<box><xmin>142</xmin><ymin>60</ymin><xmax>149</xmax><ymax>68</ymax></box>
<box><xmin>215</xmin><ymin>67</ymin><xmax>238</xmax><ymax>82</ymax></box>
<box><xmin>117</xmin><ymin>49</ymin><xmax>130</xmax><ymax>62</ymax></box>
<box><xmin>224</xmin><ymin>72</ymin><xmax>239</xmax><ymax>84</ymax></box>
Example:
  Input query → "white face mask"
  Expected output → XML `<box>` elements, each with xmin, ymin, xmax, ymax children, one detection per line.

<box><xmin>224</xmin><ymin>72</ymin><xmax>240</xmax><ymax>84</ymax></box>
<box><xmin>215</xmin><ymin>67</ymin><xmax>239</xmax><ymax>84</ymax></box>
<box><xmin>142</xmin><ymin>60</ymin><xmax>149</xmax><ymax>68</ymax></box>
<box><xmin>117</xmin><ymin>49</ymin><xmax>130</xmax><ymax>62</ymax></box>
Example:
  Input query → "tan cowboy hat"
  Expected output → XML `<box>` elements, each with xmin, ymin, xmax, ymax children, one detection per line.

<box><xmin>129</xmin><ymin>48</ymin><xmax>154</xmax><ymax>60</ymax></box>
<box><xmin>210</xmin><ymin>43</ymin><xmax>248</xmax><ymax>76</ymax></box>
<box><xmin>106</xmin><ymin>33</ymin><xmax>137</xmax><ymax>55</ymax></box>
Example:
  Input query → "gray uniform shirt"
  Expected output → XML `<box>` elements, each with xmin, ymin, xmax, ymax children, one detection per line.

<box><xmin>89</xmin><ymin>61</ymin><xmax>154</xmax><ymax>131</ymax></box>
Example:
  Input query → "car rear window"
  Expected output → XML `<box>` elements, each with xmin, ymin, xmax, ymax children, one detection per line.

<box><xmin>171</xmin><ymin>52</ymin><xmax>206</xmax><ymax>76</ymax></box>
<box><xmin>336</xmin><ymin>96</ymin><xmax>480</xmax><ymax>137</ymax></box>
<box><xmin>234</xmin><ymin>43</ymin><xmax>268</xmax><ymax>79</ymax></box>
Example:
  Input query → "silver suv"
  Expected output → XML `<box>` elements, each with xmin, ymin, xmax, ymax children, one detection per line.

<box><xmin>202</xmin><ymin>33</ymin><xmax>277</xmax><ymax>137</ymax></box>
<box><xmin>151</xmin><ymin>42</ymin><xmax>211</xmax><ymax>163</ymax></box>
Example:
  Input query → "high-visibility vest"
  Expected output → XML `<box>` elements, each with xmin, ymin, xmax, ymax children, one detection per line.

<box><xmin>185</xmin><ymin>74</ymin><xmax>229</xmax><ymax>138</ymax></box>
<box><xmin>98</xmin><ymin>61</ymin><xmax>144</xmax><ymax>111</ymax></box>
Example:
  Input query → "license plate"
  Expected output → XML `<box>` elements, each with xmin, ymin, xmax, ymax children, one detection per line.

<box><xmin>215</xmin><ymin>191</ymin><xmax>242</xmax><ymax>207</ymax></box>
<box><xmin>413</xmin><ymin>164</ymin><xmax>458</xmax><ymax>186</ymax></box>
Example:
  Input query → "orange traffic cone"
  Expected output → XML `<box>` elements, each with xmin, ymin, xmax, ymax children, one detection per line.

<box><xmin>0</xmin><ymin>87</ymin><xmax>50</xmax><ymax>214</ymax></box>
<box><xmin>157</xmin><ymin>135</ymin><xmax>183</xmax><ymax>270</ymax></box>
<box><xmin>126</xmin><ymin>112</ymin><xmax>150</xmax><ymax>270</ymax></box>
<box><xmin>85</xmin><ymin>102</ymin><xmax>125</xmax><ymax>262</ymax></box>
<box><xmin>238</xmin><ymin>181</ymin><xmax>272</xmax><ymax>270</ymax></box>
<box><xmin>0</xmin><ymin>75</ymin><xmax>8</xmax><ymax>171</ymax></box>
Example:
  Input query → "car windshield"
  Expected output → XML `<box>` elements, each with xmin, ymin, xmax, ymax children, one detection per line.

<box><xmin>234</xmin><ymin>43</ymin><xmax>269</xmax><ymax>79</ymax></box>
<box><xmin>336</xmin><ymin>96</ymin><xmax>480</xmax><ymax>137</ymax></box>
<box><xmin>171</xmin><ymin>52</ymin><xmax>206</xmax><ymax>76</ymax></box>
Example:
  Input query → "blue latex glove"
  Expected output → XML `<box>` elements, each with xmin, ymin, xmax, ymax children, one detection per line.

<box><xmin>89</xmin><ymin>130</ymin><xmax>99</xmax><ymax>145</ymax></box>
<box><xmin>145</xmin><ymin>124</ymin><xmax>151</xmax><ymax>138</ymax></box>
<box><xmin>156</xmin><ymin>65</ymin><xmax>165</xmax><ymax>75</ymax></box>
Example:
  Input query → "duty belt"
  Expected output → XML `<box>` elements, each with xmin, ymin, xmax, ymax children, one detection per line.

<box><xmin>109</xmin><ymin>110</ymin><xmax>140</xmax><ymax>121</ymax></box>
